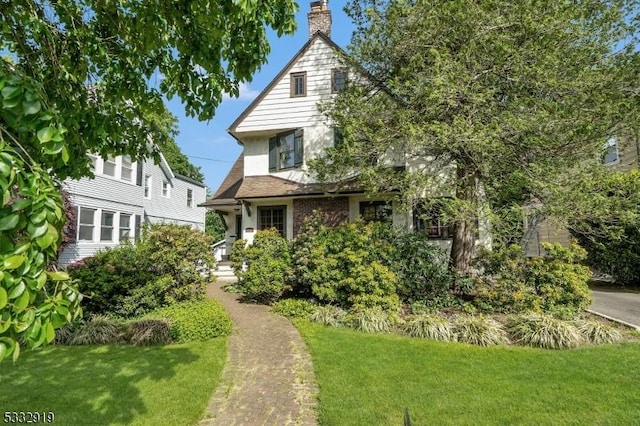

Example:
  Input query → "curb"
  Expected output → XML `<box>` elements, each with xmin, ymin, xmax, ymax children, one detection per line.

<box><xmin>586</xmin><ymin>309</ymin><xmax>640</xmax><ymax>332</ymax></box>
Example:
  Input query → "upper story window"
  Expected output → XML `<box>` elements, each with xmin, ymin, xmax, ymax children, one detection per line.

<box><xmin>88</xmin><ymin>154</ymin><xmax>98</xmax><ymax>171</ymax></box>
<box><xmin>604</xmin><ymin>137</ymin><xmax>619</xmax><ymax>165</ymax></box>
<box><xmin>121</xmin><ymin>155</ymin><xmax>133</xmax><ymax>182</ymax></box>
<box><xmin>332</xmin><ymin>69</ymin><xmax>347</xmax><ymax>93</ymax></box>
<box><xmin>144</xmin><ymin>174</ymin><xmax>152</xmax><ymax>199</ymax></box>
<box><xmin>290</xmin><ymin>72</ymin><xmax>307</xmax><ymax>97</ymax></box>
<box><xmin>162</xmin><ymin>180</ymin><xmax>170</xmax><ymax>198</ymax></box>
<box><xmin>187</xmin><ymin>189</ymin><xmax>193</xmax><ymax>208</ymax></box>
<box><xmin>103</xmin><ymin>156</ymin><xmax>117</xmax><ymax>177</ymax></box>
<box><xmin>269</xmin><ymin>129</ymin><xmax>304</xmax><ymax>171</ymax></box>
<box><xmin>359</xmin><ymin>201</ymin><xmax>391</xmax><ymax>223</ymax></box>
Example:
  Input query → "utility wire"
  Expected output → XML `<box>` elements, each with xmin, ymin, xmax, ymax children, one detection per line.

<box><xmin>185</xmin><ymin>154</ymin><xmax>234</xmax><ymax>163</ymax></box>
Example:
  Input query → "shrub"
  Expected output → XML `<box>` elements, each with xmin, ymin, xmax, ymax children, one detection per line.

<box><xmin>126</xmin><ymin>319</ymin><xmax>173</xmax><ymax>346</ymax></box>
<box><xmin>229</xmin><ymin>238</ymin><xmax>247</xmax><ymax>277</ymax></box>
<box><xmin>66</xmin><ymin>315</ymin><xmax>125</xmax><ymax>345</ymax></box>
<box><xmin>343</xmin><ymin>306</ymin><xmax>395</xmax><ymax>333</ymax></box>
<box><xmin>290</xmin><ymin>219</ymin><xmax>400</xmax><ymax>310</ymax></box>
<box><xmin>474</xmin><ymin>243</ymin><xmax>592</xmax><ymax>315</ymax></box>
<box><xmin>309</xmin><ymin>305</ymin><xmax>347</xmax><ymax>327</ymax></box>
<box><xmin>234</xmin><ymin>229</ymin><xmax>292</xmax><ymax>303</ymax></box>
<box><xmin>146</xmin><ymin>300</ymin><xmax>232</xmax><ymax>343</ymax></box>
<box><xmin>272</xmin><ymin>299</ymin><xmax>317</xmax><ymax>319</ymax></box>
<box><xmin>68</xmin><ymin>225</ymin><xmax>210</xmax><ymax>317</ymax></box>
<box><xmin>575</xmin><ymin>319</ymin><xmax>624</xmax><ymax>345</ymax></box>
<box><xmin>508</xmin><ymin>313</ymin><xmax>583</xmax><ymax>349</ymax></box>
<box><xmin>393</xmin><ymin>232</ymin><xmax>453</xmax><ymax>301</ymax></box>
<box><xmin>454</xmin><ymin>315</ymin><xmax>508</xmax><ymax>346</ymax></box>
<box><xmin>403</xmin><ymin>314</ymin><xmax>456</xmax><ymax>341</ymax></box>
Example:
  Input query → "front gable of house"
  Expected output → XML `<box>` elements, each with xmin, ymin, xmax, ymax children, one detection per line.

<box><xmin>230</xmin><ymin>33</ymin><xmax>347</xmax><ymax>136</ymax></box>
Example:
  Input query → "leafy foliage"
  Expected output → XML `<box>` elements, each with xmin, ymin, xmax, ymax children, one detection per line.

<box><xmin>474</xmin><ymin>243</ymin><xmax>592</xmax><ymax>315</ymax></box>
<box><xmin>68</xmin><ymin>225</ymin><xmax>211</xmax><ymax>318</ymax></box>
<box><xmin>508</xmin><ymin>313</ymin><xmax>582</xmax><ymax>349</ymax></box>
<box><xmin>206</xmin><ymin>211</ymin><xmax>226</xmax><ymax>241</ymax></box>
<box><xmin>290</xmin><ymin>220</ymin><xmax>400</xmax><ymax>310</ymax></box>
<box><xmin>454</xmin><ymin>315</ymin><xmax>508</xmax><ymax>347</ymax></box>
<box><xmin>234</xmin><ymin>229</ymin><xmax>291</xmax><ymax>303</ymax></box>
<box><xmin>0</xmin><ymin>119</ymin><xmax>82</xmax><ymax>361</ymax></box>
<box><xmin>312</xmin><ymin>0</ymin><xmax>640</xmax><ymax>271</ymax></box>
<box><xmin>271</xmin><ymin>298</ymin><xmax>317</xmax><ymax>319</ymax></box>
<box><xmin>403</xmin><ymin>314</ymin><xmax>456</xmax><ymax>341</ymax></box>
<box><xmin>146</xmin><ymin>300</ymin><xmax>232</xmax><ymax>343</ymax></box>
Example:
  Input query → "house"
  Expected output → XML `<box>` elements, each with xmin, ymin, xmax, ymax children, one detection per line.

<box><xmin>201</xmin><ymin>1</ymin><xmax>489</xmax><ymax>256</ymax></box>
<box><xmin>58</xmin><ymin>152</ymin><xmax>207</xmax><ymax>266</ymax></box>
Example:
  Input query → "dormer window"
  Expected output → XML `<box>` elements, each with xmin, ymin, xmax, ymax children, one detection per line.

<box><xmin>103</xmin><ymin>156</ymin><xmax>117</xmax><ymax>177</ymax></box>
<box><xmin>290</xmin><ymin>72</ymin><xmax>307</xmax><ymax>97</ymax></box>
<box><xmin>121</xmin><ymin>155</ymin><xmax>133</xmax><ymax>182</ymax></box>
<box><xmin>332</xmin><ymin>69</ymin><xmax>347</xmax><ymax>93</ymax></box>
<box><xmin>269</xmin><ymin>129</ymin><xmax>304</xmax><ymax>171</ymax></box>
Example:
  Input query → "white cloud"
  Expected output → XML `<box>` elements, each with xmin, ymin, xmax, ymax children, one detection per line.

<box><xmin>223</xmin><ymin>82</ymin><xmax>260</xmax><ymax>101</ymax></box>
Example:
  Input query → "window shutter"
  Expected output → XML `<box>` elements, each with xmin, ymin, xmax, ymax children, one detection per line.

<box><xmin>136</xmin><ymin>162</ymin><xmax>143</xmax><ymax>186</ymax></box>
<box><xmin>294</xmin><ymin>129</ymin><xmax>304</xmax><ymax>167</ymax></box>
<box><xmin>134</xmin><ymin>214</ymin><xmax>142</xmax><ymax>242</ymax></box>
<box><xmin>269</xmin><ymin>137</ymin><xmax>277</xmax><ymax>172</ymax></box>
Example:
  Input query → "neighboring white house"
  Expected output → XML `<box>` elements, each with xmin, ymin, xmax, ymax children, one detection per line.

<box><xmin>201</xmin><ymin>1</ymin><xmax>488</xmax><ymax>257</ymax></box>
<box><xmin>58</xmin><ymin>152</ymin><xmax>207</xmax><ymax>266</ymax></box>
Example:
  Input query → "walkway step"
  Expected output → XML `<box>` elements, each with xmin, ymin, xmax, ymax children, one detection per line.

<box><xmin>202</xmin><ymin>281</ymin><xmax>318</xmax><ymax>425</ymax></box>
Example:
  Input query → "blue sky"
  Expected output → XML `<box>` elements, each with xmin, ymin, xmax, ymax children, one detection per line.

<box><xmin>165</xmin><ymin>1</ymin><xmax>354</xmax><ymax>193</ymax></box>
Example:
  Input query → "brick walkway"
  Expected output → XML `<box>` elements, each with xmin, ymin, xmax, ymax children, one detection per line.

<box><xmin>201</xmin><ymin>279</ymin><xmax>318</xmax><ymax>425</ymax></box>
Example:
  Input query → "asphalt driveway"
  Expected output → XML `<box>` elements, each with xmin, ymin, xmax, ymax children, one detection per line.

<box><xmin>590</xmin><ymin>288</ymin><xmax>640</xmax><ymax>330</ymax></box>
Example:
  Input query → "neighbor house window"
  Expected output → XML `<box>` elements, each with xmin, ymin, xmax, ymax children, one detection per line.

<box><xmin>162</xmin><ymin>180</ymin><xmax>170</xmax><ymax>198</ymax></box>
<box><xmin>333</xmin><ymin>128</ymin><xmax>343</xmax><ymax>147</ymax></box>
<box><xmin>359</xmin><ymin>201</ymin><xmax>391</xmax><ymax>223</ymax></box>
<box><xmin>119</xmin><ymin>213</ymin><xmax>132</xmax><ymax>241</ymax></box>
<box><xmin>121</xmin><ymin>155</ymin><xmax>133</xmax><ymax>182</ymax></box>
<box><xmin>187</xmin><ymin>189</ymin><xmax>193</xmax><ymax>207</ymax></box>
<box><xmin>604</xmin><ymin>137</ymin><xmax>619</xmax><ymax>165</ymax></box>
<box><xmin>290</xmin><ymin>72</ymin><xmax>306</xmax><ymax>97</ymax></box>
<box><xmin>258</xmin><ymin>206</ymin><xmax>286</xmax><ymax>237</ymax></box>
<box><xmin>332</xmin><ymin>69</ymin><xmax>347</xmax><ymax>93</ymax></box>
<box><xmin>78</xmin><ymin>207</ymin><xmax>96</xmax><ymax>241</ymax></box>
<box><xmin>103</xmin><ymin>156</ymin><xmax>117</xmax><ymax>177</ymax></box>
<box><xmin>144</xmin><ymin>174</ymin><xmax>152</xmax><ymax>198</ymax></box>
<box><xmin>413</xmin><ymin>201</ymin><xmax>453</xmax><ymax>239</ymax></box>
<box><xmin>100</xmin><ymin>211</ymin><xmax>115</xmax><ymax>241</ymax></box>
<box><xmin>269</xmin><ymin>129</ymin><xmax>303</xmax><ymax>171</ymax></box>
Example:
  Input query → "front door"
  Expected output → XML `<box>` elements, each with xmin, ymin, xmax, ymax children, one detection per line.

<box><xmin>236</xmin><ymin>215</ymin><xmax>242</xmax><ymax>240</ymax></box>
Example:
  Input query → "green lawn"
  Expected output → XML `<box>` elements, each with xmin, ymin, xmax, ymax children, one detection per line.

<box><xmin>0</xmin><ymin>340</ymin><xmax>226</xmax><ymax>425</ymax></box>
<box><xmin>297</xmin><ymin>321</ymin><xmax>640</xmax><ymax>426</ymax></box>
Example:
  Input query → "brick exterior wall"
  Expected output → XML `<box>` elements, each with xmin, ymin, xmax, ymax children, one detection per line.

<box><xmin>293</xmin><ymin>197</ymin><xmax>349</xmax><ymax>236</ymax></box>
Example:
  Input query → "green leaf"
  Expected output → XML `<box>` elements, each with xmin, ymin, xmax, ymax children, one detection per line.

<box><xmin>47</xmin><ymin>271</ymin><xmax>70</xmax><ymax>281</ymax></box>
<box><xmin>8</xmin><ymin>281</ymin><xmax>25</xmax><ymax>299</ymax></box>
<box><xmin>0</xmin><ymin>161</ymin><xmax>10</xmax><ymax>177</ymax></box>
<box><xmin>12</xmin><ymin>341</ymin><xmax>20</xmax><ymax>362</ymax></box>
<box><xmin>36</xmin><ymin>272</ymin><xmax>47</xmax><ymax>289</ymax></box>
<box><xmin>2</xmin><ymin>190</ymin><xmax>10</xmax><ymax>207</ymax></box>
<box><xmin>0</xmin><ymin>317</ymin><xmax>10</xmax><ymax>333</ymax></box>
<box><xmin>0</xmin><ymin>287</ymin><xmax>6</xmax><ymax>309</ymax></box>
<box><xmin>37</xmin><ymin>126</ymin><xmax>55</xmax><ymax>143</ymax></box>
<box><xmin>13</xmin><ymin>288</ymin><xmax>30</xmax><ymax>312</ymax></box>
<box><xmin>23</xmin><ymin>99</ymin><xmax>41</xmax><ymax>115</ymax></box>
<box><xmin>3</xmin><ymin>255</ymin><xmax>25</xmax><ymax>270</ymax></box>
<box><xmin>28</xmin><ymin>221</ymin><xmax>48</xmax><ymax>238</ymax></box>
<box><xmin>1</xmin><ymin>85</ymin><xmax>20</xmax><ymax>99</ymax></box>
<box><xmin>45</xmin><ymin>322</ymin><xmax>55</xmax><ymax>343</ymax></box>
<box><xmin>0</xmin><ymin>214</ymin><xmax>19</xmax><ymax>231</ymax></box>
<box><xmin>61</xmin><ymin>146</ymin><xmax>70</xmax><ymax>164</ymax></box>
<box><xmin>11</xmin><ymin>198</ymin><xmax>31</xmax><ymax>212</ymax></box>
<box><xmin>0</xmin><ymin>342</ymin><xmax>6</xmax><ymax>362</ymax></box>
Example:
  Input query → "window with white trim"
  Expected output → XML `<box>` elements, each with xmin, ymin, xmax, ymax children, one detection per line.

<box><xmin>121</xmin><ymin>155</ymin><xmax>133</xmax><ymax>182</ymax></box>
<box><xmin>103</xmin><ymin>156</ymin><xmax>117</xmax><ymax>177</ymax></box>
<box><xmin>144</xmin><ymin>174</ymin><xmax>152</xmax><ymax>199</ymax></box>
<box><xmin>119</xmin><ymin>213</ymin><xmax>132</xmax><ymax>241</ymax></box>
<box><xmin>162</xmin><ymin>180</ymin><xmax>170</xmax><ymax>198</ymax></box>
<box><xmin>78</xmin><ymin>208</ymin><xmax>96</xmax><ymax>241</ymax></box>
<box><xmin>100</xmin><ymin>211</ymin><xmax>115</xmax><ymax>242</ymax></box>
<box><xmin>187</xmin><ymin>189</ymin><xmax>193</xmax><ymax>208</ymax></box>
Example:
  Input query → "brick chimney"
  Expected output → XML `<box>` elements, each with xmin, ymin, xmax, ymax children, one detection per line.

<box><xmin>308</xmin><ymin>0</ymin><xmax>332</xmax><ymax>38</ymax></box>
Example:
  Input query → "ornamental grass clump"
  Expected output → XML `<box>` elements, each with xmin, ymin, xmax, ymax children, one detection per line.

<box><xmin>403</xmin><ymin>314</ymin><xmax>456</xmax><ymax>342</ymax></box>
<box><xmin>126</xmin><ymin>319</ymin><xmax>173</xmax><ymax>346</ymax></box>
<box><xmin>309</xmin><ymin>305</ymin><xmax>347</xmax><ymax>327</ymax></box>
<box><xmin>508</xmin><ymin>313</ymin><xmax>582</xmax><ymax>349</ymax></box>
<box><xmin>67</xmin><ymin>315</ymin><xmax>125</xmax><ymax>345</ymax></box>
<box><xmin>575</xmin><ymin>319</ymin><xmax>624</xmax><ymax>345</ymax></box>
<box><xmin>343</xmin><ymin>306</ymin><xmax>394</xmax><ymax>333</ymax></box>
<box><xmin>454</xmin><ymin>315</ymin><xmax>508</xmax><ymax>346</ymax></box>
